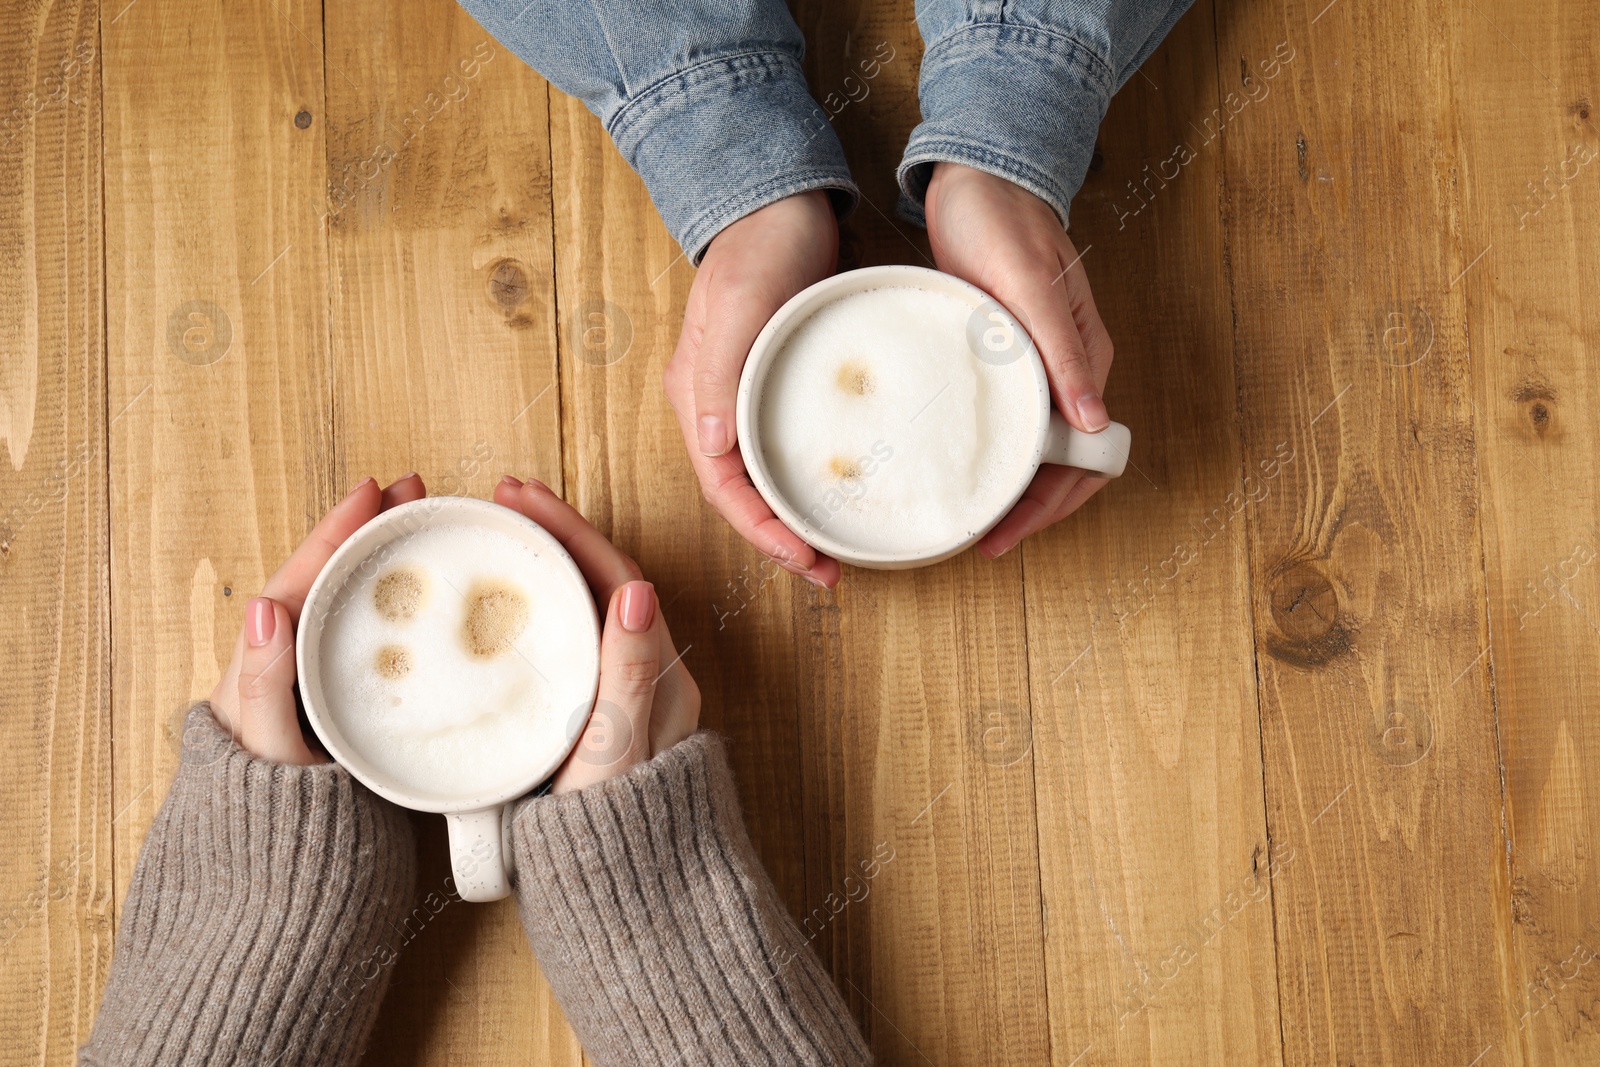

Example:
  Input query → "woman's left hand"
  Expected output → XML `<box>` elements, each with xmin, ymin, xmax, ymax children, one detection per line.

<box><xmin>207</xmin><ymin>473</ymin><xmax>425</xmax><ymax>764</ymax></box>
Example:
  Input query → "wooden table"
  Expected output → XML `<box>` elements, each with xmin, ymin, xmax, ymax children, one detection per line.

<box><xmin>3</xmin><ymin>0</ymin><xmax>1596</xmax><ymax>1062</ymax></box>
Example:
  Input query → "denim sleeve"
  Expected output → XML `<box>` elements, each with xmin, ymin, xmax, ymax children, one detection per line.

<box><xmin>458</xmin><ymin>0</ymin><xmax>859</xmax><ymax>263</ymax></box>
<box><xmin>898</xmin><ymin>0</ymin><xmax>1194</xmax><ymax>227</ymax></box>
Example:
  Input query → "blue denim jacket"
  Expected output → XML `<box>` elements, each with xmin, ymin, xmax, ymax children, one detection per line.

<box><xmin>459</xmin><ymin>0</ymin><xmax>1192</xmax><ymax>261</ymax></box>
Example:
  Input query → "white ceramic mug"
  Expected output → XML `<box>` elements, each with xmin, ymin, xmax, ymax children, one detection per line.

<box><xmin>295</xmin><ymin>496</ymin><xmax>601</xmax><ymax>902</ymax></box>
<box><xmin>735</xmin><ymin>264</ymin><xmax>1133</xmax><ymax>569</ymax></box>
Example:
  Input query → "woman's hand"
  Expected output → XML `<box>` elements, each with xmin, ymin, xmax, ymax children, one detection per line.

<box><xmin>494</xmin><ymin>475</ymin><xmax>702</xmax><ymax>794</ymax></box>
<box><xmin>207</xmin><ymin>473</ymin><xmax>426</xmax><ymax>764</ymax></box>
<box><xmin>924</xmin><ymin>162</ymin><xmax>1116</xmax><ymax>558</ymax></box>
<box><xmin>661</xmin><ymin>190</ymin><xmax>842</xmax><ymax>588</ymax></box>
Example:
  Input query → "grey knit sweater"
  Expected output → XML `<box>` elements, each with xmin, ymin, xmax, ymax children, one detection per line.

<box><xmin>80</xmin><ymin>706</ymin><xmax>868</xmax><ymax>1066</ymax></box>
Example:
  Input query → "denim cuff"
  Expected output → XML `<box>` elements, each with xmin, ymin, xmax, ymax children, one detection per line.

<box><xmin>897</xmin><ymin>22</ymin><xmax>1115</xmax><ymax>230</ymax></box>
<box><xmin>608</xmin><ymin>50</ymin><xmax>859</xmax><ymax>263</ymax></box>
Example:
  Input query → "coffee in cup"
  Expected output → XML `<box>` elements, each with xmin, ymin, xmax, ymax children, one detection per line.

<box><xmin>736</xmin><ymin>265</ymin><xmax>1132</xmax><ymax>568</ymax></box>
<box><xmin>297</xmin><ymin>496</ymin><xmax>601</xmax><ymax>901</ymax></box>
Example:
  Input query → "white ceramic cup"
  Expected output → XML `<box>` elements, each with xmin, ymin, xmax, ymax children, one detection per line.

<box><xmin>295</xmin><ymin>496</ymin><xmax>601</xmax><ymax>903</ymax></box>
<box><xmin>735</xmin><ymin>264</ymin><xmax>1133</xmax><ymax>569</ymax></box>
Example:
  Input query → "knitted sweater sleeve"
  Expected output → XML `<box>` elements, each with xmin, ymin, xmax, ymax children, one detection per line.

<box><xmin>509</xmin><ymin>732</ymin><xmax>871</xmax><ymax>1065</ymax></box>
<box><xmin>79</xmin><ymin>705</ymin><xmax>418</xmax><ymax>1067</ymax></box>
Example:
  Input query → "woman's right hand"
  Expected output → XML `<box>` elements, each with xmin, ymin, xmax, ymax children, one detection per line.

<box><xmin>494</xmin><ymin>475</ymin><xmax>702</xmax><ymax>794</ymax></box>
<box><xmin>661</xmin><ymin>189</ymin><xmax>843</xmax><ymax>588</ymax></box>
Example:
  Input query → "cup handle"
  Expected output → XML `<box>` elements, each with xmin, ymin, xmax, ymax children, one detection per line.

<box><xmin>445</xmin><ymin>805</ymin><xmax>514</xmax><ymax>903</ymax></box>
<box><xmin>1042</xmin><ymin>413</ymin><xmax>1132</xmax><ymax>478</ymax></box>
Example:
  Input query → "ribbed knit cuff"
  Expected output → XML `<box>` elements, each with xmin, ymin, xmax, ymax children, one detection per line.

<box><xmin>81</xmin><ymin>705</ymin><xmax>417</xmax><ymax>1067</ymax></box>
<box><xmin>897</xmin><ymin>22</ymin><xmax>1114</xmax><ymax>229</ymax></box>
<box><xmin>608</xmin><ymin>51</ymin><xmax>859</xmax><ymax>263</ymax></box>
<box><xmin>510</xmin><ymin>733</ymin><xmax>869</xmax><ymax>1066</ymax></box>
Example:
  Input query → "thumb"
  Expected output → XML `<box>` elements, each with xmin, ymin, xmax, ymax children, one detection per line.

<box><xmin>553</xmin><ymin>581</ymin><xmax>659</xmax><ymax>794</ymax></box>
<box><xmin>996</xmin><ymin>270</ymin><xmax>1112</xmax><ymax>436</ymax></box>
<box><xmin>693</xmin><ymin>279</ymin><xmax>775</xmax><ymax>457</ymax></box>
<box><xmin>237</xmin><ymin>597</ymin><xmax>321</xmax><ymax>765</ymax></box>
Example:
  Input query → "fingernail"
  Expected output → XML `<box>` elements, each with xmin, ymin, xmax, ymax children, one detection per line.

<box><xmin>346</xmin><ymin>476</ymin><xmax>374</xmax><ymax>498</ymax></box>
<box><xmin>619</xmin><ymin>581</ymin><xmax>656</xmax><ymax>633</ymax></box>
<box><xmin>985</xmin><ymin>542</ymin><xmax>1015</xmax><ymax>560</ymax></box>
<box><xmin>500</xmin><ymin>474</ymin><xmax>523</xmax><ymax>489</ymax></box>
<box><xmin>804</xmin><ymin>575</ymin><xmax>828</xmax><ymax>589</ymax></box>
<box><xmin>399</xmin><ymin>471</ymin><xmax>418</xmax><ymax>481</ymax></box>
<box><xmin>247</xmin><ymin>598</ymin><xmax>276</xmax><ymax>647</ymax></box>
<box><xmin>1074</xmin><ymin>393</ymin><xmax>1111</xmax><ymax>433</ymax></box>
<box><xmin>698</xmin><ymin>415</ymin><xmax>730</xmax><ymax>457</ymax></box>
<box><xmin>524</xmin><ymin>477</ymin><xmax>550</xmax><ymax>493</ymax></box>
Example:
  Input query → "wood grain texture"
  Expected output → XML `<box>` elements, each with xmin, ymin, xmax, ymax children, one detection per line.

<box><xmin>543</xmin><ymin>22</ymin><xmax>815</xmax><ymax>1038</ymax></box>
<box><xmin>102</xmin><ymin>0</ymin><xmax>333</xmax><ymax>967</ymax></box>
<box><xmin>321</xmin><ymin>1</ymin><xmax>574</xmax><ymax>1062</ymax></box>
<box><xmin>12</xmin><ymin>0</ymin><xmax>1600</xmax><ymax>1064</ymax></box>
<box><xmin>0</xmin><ymin>2</ymin><xmax>108</xmax><ymax>1063</ymax></box>
<box><xmin>1213</xmin><ymin>0</ymin><xmax>1523</xmax><ymax>1061</ymax></box>
<box><xmin>1452</xmin><ymin>2</ymin><xmax>1600</xmax><ymax>1061</ymax></box>
<box><xmin>1025</xmin><ymin>5</ymin><xmax>1282</xmax><ymax>1062</ymax></box>
<box><xmin>790</xmin><ymin>2</ymin><xmax>1051</xmax><ymax>1062</ymax></box>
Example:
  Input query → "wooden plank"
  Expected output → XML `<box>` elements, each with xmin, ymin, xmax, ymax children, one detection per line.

<box><xmin>1022</xmin><ymin>5</ymin><xmax>1284</xmax><ymax>1062</ymax></box>
<box><xmin>320</xmin><ymin>3</ymin><xmax>574</xmax><ymax>1063</ymax></box>
<box><xmin>788</xmin><ymin>2</ymin><xmax>1051</xmax><ymax>1061</ymax></box>
<box><xmin>1451</xmin><ymin>3</ymin><xmax>1600</xmax><ymax>1061</ymax></box>
<box><xmin>0</xmin><ymin>3</ymin><xmax>109</xmax><ymax>1062</ymax></box>
<box><xmin>1214</xmin><ymin>1</ymin><xmax>1524</xmax><ymax>1061</ymax></box>
<box><xmin>101</xmin><ymin>0</ymin><xmax>332</xmax><ymax>978</ymax></box>
<box><xmin>542</xmin><ymin>18</ymin><xmax>814</xmax><ymax>1002</ymax></box>
<box><xmin>791</xmin><ymin>561</ymin><xmax>1050</xmax><ymax>1064</ymax></box>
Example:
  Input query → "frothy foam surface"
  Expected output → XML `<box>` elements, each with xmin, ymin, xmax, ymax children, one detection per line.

<box><xmin>317</xmin><ymin>522</ymin><xmax>596</xmax><ymax>799</ymax></box>
<box><xmin>756</xmin><ymin>285</ymin><xmax>1041</xmax><ymax>558</ymax></box>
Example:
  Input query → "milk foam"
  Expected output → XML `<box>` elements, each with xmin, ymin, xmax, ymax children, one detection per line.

<box><xmin>756</xmin><ymin>285</ymin><xmax>1041</xmax><ymax>557</ymax></box>
<box><xmin>318</xmin><ymin>522</ymin><xmax>596</xmax><ymax>799</ymax></box>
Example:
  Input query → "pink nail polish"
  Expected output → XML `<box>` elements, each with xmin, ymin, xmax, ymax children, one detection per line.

<box><xmin>619</xmin><ymin>582</ymin><xmax>656</xmax><ymax>633</ymax></box>
<box><xmin>247</xmin><ymin>598</ymin><xmax>276</xmax><ymax>647</ymax></box>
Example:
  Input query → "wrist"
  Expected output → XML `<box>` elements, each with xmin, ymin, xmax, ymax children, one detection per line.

<box><xmin>927</xmin><ymin>162</ymin><xmax>1054</xmax><ymax>223</ymax></box>
<box><xmin>705</xmin><ymin>189</ymin><xmax>839</xmax><ymax>276</ymax></box>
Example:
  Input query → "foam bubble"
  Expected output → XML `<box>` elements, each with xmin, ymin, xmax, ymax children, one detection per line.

<box><xmin>756</xmin><ymin>285</ymin><xmax>1041</xmax><ymax>557</ymax></box>
<box><xmin>461</xmin><ymin>579</ymin><xmax>529</xmax><ymax>658</ymax></box>
<box><xmin>373</xmin><ymin>565</ymin><xmax>426</xmax><ymax>621</ymax></box>
<box><xmin>317</xmin><ymin>523</ymin><xmax>596</xmax><ymax>799</ymax></box>
<box><xmin>374</xmin><ymin>644</ymin><xmax>411</xmax><ymax>679</ymax></box>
